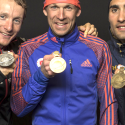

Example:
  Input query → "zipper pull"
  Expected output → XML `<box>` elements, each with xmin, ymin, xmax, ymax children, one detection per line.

<box><xmin>69</xmin><ymin>59</ymin><xmax>73</xmax><ymax>74</ymax></box>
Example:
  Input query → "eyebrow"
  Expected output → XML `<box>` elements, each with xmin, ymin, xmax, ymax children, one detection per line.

<box><xmin>109</xmin><ymin>5</ymin><xmax>119</xmax><ymax>9</ymax></box>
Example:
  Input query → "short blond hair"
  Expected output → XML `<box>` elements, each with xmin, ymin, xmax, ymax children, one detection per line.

<box><xmin>14</xmin><ymin>0</ymin><xmax>27</xmax><ymax>19</ymax></box>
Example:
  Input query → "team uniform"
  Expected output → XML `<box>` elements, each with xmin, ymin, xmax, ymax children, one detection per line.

<box><xmin>0</xmin><ymin>37</ymin><xmax>25</xmax><ymax>125</ymax></box>
<box><xmin>107</xmin><ymin>31</ymin><xmax>125</xmax><ymax>125</ymax></box>
<box><xmin>11</xmin><ymin>25</ymin><xmax>118</xmax><ymax>125</ymax></box>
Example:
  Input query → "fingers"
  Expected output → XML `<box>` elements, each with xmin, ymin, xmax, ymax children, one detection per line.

<box><xmin>78</xmin><ymin>25</ymin><xmax>86</xmax><ymax>32</ymax></box>
<box><xmin>84</xmin><ymin>23</ymin><xmax>94</xmax><ymax>37</ymax></box>
<box><xmin>77</xmin><ymin>22</ymin><xmax>98</xmax><ymax>38</ymax></box>
<box><xmin>90</xmin><ymin>28</ymin><xmax>98</xmax><ymax>37</ymax></box>
<box><xmin>0</xmin><ymin>65</ymin><xmax>16</xmax><ymax>76</ymax></box>
<box><xmin>114</xmin><ymin>68</ymin><xmax>119</xmax><ymax>74</ymax></box>
<box><xmin>41</xmin><ymin>54</ymin><xmax>55</xmax><ymax>78</ymax></box>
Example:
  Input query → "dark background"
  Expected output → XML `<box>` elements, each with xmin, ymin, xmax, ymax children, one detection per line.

<box><xmin>14</xmin><ymin>0</ymin><xmax>110</xmax><ymax>125</ymax></box>
<box><xmin>18</xmin><ymin>0</ymin><xmax>110</xmax><ymax>42</ymax></box>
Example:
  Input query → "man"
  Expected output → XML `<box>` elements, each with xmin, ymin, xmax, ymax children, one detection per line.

<box><xmin>0</xmin><ymin>0</ymin><xmax>27</xmax><ymax>124</ymax></box>
<box><xmin>107</xmin><ymin>0</ymin><xmax>125</xmax><ymax>124</ymax></box>
<box><xmin>11</xmin><ymin>0</ymin><xmax>117</xmax><ymax>124</ymax></box>
<box><xmin>0</xmin><ymin>1</ymin><xmax>97</xmax><ymax>125</ymax></box>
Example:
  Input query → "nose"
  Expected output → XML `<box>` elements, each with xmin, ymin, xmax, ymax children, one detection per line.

<box><xmin>118</xmin><ymin>10</ymin><xmax>125</xmax><ymax>22</ymax></box>
<box><xmin>57</xmin><ymin>8</ymin><xmax>65</xmax><ymax>20</ymax></box>
<box><xmin>4</xmin><ymin>19</ymin><xmax>13</xmax><ymax>32</ymax></box>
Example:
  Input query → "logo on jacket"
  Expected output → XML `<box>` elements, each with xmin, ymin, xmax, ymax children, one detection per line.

<box><xmin>51</xmin><ymin>37</ymin><xmax>58</xmax><ymax>43</ymax></box>
<box><xmin>37</xmin><ymin>58</ymin><xmax>43</xmax><ymax>67</ymax></box>
<box><xmin>81</xmin><ymin>59</ymin><xmax>92</xmax><ymax>67</ymax></box>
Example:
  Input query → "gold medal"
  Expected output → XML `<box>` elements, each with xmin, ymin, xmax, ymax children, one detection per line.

<box><xmin>111</xmin><ymin>67</ymin><xmax>125</xmax><ymax>89</ymax></box>
<box><xmin>50</xmin><ymin>51</ymin><xmax>66</xmax><ymax>73</ymax></box>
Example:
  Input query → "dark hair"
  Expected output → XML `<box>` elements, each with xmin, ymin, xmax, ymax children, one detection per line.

<box><xmin>14</xmin><ymin>0</ymin><xmax>27</xmax><ymax>19</ymax></box>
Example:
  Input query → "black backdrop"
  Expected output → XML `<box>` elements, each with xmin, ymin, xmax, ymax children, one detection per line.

<box><xmin>18</xmin><ymin>0</ymin><xmax>110</xmax><ymax>42</ymax></box>
<box><xmin>14</xmin><ymin>0</ymin><xmax>110</xmax><ymax>125</ymax></box>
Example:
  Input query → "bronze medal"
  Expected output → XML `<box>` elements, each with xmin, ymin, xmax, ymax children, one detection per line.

<box><xmin>50</xmin><ymin>51</ymin><xmax>66</xmax><ymax>73</ymax></box>
<box><xmin>0</xmin><ymin>53</ymin><xmax>14</xmax><ymax>67</ymax></box>
<box><xmin>111</xmin><ymin>67</ymin><xmax>125</xmax><ymax>89</ymax></box>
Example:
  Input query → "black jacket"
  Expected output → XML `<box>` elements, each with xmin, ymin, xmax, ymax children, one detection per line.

<box><xmin>107</xmin><ymin>32</ymin><xmax>125</xmax><ymax>73</ymax></box>
<box><xmin>0</xmin><ymin>37</ymin><xmax>25</xmax><ymax>125</ymax></box>
<box><xmin>107</xmin><ymin>31</ymin><xmax>125</xmax><ymax>125</ymax></box>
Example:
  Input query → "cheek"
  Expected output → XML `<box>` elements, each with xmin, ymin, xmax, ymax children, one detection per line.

<box><xmin>13</xmin><ymin>25</ymin><xmax>21</xmax><ymax>33</ymax></box>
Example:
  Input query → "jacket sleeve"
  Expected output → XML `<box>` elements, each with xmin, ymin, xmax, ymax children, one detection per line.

<box><xmin>10</xmin><ymin>45</ymin><xmax>49</xmax><ymax>117</ymax></box>
<box><xmin>97</xmin><ymin>43</ymin><xmax>118</xmax><ymax>125</ymax></box>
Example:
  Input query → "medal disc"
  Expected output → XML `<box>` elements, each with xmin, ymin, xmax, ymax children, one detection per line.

<box><xmin>111</xmin><ymin>73</ymin><xmax>125</xmax><ymax>89</ymax></box>
<box><xmin>0</xmin><ymin>54</ymin><xmax>14</xmax><ymax>67</ymax></box>
<box><xmin>50</xmin><ymin>57</ymin><xmax>66</xmax><ymax>73</ymax></box>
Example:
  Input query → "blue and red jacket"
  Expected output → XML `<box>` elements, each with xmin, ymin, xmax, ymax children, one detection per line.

<box><xmin>11</xmin><ymin>25</ymin><xmax>118</xmax><ymax>125</ymax></box>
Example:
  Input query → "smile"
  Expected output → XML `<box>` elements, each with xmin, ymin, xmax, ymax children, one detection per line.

<box><xmin>57</xmin><ymin>23</ymin><xmax>66</xmax><ymax>26</ymax></box>
<box><xmin>2</xmin><ymin>33</ymin><xmax>11</xmax><ymax>36</ymax></box>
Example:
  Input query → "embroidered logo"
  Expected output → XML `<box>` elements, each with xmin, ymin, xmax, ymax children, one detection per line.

<box><xmin>51</xmin><ymin>37</ymin><xmax>58</xmax><ymax>43</ymax></box>
<box><xmin>37</xmin><ymin>58</ymin><xmax>43</xmax><ymax>67</ymax></box>
<box><xmin>81</xmin><ymin>59</ymin><xmax>92</xmax><ymax>67</ymax></box>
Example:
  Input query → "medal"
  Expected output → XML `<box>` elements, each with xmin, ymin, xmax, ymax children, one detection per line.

<box><xmin>50</xmin><ymin>51</ymin><xmax>66</xmax><ymax>73</ymax></box>
<box><xmin>0</xmin><ymin>53</ymin><xmax>14</xmax><ymax>67</ymax></box>
<box><xmin>111</xmin><ymin>67</ymin><xmax>125</xmax><ymax>89</ymax></box>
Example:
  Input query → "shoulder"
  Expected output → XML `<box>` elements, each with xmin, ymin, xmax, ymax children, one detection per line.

<box><xmin>78</xmin><ymin>31</ymin><xmax>109</xmax><ymax>50</ymax></box>
<box><xmin>18</xmin><ymin>32</ymin><xmax>49</xmax><ymax>56</ymax></box>
<box><xmin>20</xmin><ymin>32</ymin><xmax>48</xmax><ymax>48</ymax></box>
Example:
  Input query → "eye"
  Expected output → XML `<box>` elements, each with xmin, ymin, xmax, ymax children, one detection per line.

<box><xmin>65</xmin><ymin>6</ymin><xmax>72</xmax><ymax>10</ymax></box>
<box><xmin>14</xmin><ymin>19</ymin><xmax>21</xmax><ymax>24</ymax></box>
<box><xmin>111</xmin><ymin>8</ymin><xmax>118</xmax><ymax>13</ymax></box>
<box><xmin>0</xmin><ymin>15</ymin><xmax>5</xmax><ymax>19</ymax></box>
<box><xmin>51</xmin><ymin>6</ymin><xmax>58</xmax><ymax>10</ymax></box>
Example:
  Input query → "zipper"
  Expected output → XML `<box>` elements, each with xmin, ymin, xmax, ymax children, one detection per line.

<box><xmin>69</xmin><ymin>59</ymin><xmax>73</xmax><ymax>74</ymax></box>
<box><xmin>60</xmin><ymin>42</ymin><xmax>64</xmax><ymax>54</ymax></box>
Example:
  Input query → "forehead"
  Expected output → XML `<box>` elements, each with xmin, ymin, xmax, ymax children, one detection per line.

<box><xmin>0</xmin><ymin>0</ymin><xmax>24</xmax><ymax>18</ymax></box>
<box><xmin>110</xmin><ymin>0</ymin><xmax>125</xmax><ymax>7</ymax></box>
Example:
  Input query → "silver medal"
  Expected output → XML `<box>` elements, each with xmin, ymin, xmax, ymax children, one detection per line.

<box><xmin>0</xmin><ymin>54</ymin><xmax>14</xmax><ymax>67</ymax></box>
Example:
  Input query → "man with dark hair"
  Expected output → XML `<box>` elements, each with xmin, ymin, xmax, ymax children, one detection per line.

<box><xmin>107</xmin><ymin>0</ymin><xmax>125</xmax><ymax>124</ymax></box>
<box><xmin>11</xmin><ymin>0</ymin><xmax>117</xmax><ymax>124</ymax></box>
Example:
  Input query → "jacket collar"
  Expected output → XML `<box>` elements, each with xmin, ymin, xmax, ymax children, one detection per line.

<box><xmin>47</xmin><ymin>24</ymin><xmax>79</xmax><ymax>47</ymax></box>
<box><xmin>109</xmin><ymin>28</ymin><xmax>125</xmax><ymax>55</ymax></box>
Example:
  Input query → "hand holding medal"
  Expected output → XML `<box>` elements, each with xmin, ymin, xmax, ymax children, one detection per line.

<box><xmin>49</xmin><ymin>51</ymin><xmax>66</xmax><ymax>73</ymax></box>
<box><xmin>0</xmin><ymin>51</ymin><xmax>15</xmax><ymax>67</ymax></box>
<box><xmin>111</xmin><ymin>66</ymin><xmax>125</xmax><ymax>89</ymax></box>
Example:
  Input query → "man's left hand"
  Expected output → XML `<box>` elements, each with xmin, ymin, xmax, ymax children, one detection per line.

<box><xmin>78</xmin><ymin>22</ymin><xmax>98</xmax><ymax>38</ymax></box>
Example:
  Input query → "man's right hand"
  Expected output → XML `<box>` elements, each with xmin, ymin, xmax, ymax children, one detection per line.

<box><xmin>41</xmin><ymin>54</ymin><xmax>56</xmax><ymax>78</ymax></box>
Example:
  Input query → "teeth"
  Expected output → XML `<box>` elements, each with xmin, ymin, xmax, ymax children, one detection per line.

<box><xmin>57</xmin><ymin>23</ymin><xmax>64</xmax><ymax>26</ymax></box>
<box><xmin>2</xmin><ymin>33</ymin><xmax>8</xmax><ymax>36</ymax></box>
<box><xmin>119</xmin><ymin>27</ymin><xmax>125</xmax><ymax>28</ymax></box>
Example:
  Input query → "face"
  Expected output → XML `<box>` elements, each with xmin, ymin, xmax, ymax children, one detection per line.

<box><xmin>109</xmin><ymin>0</ymin><xmax>125</xmax><ymax>43</ymax></box>
<box><xmin>43</xmin><ymin>3</ymin><xmax>81</xmax><ymax>37</ymax></box>
<box><xmin>0</xmin><ymin>0</ymin><xmax>24</xmax><ymax>48</ymax></box>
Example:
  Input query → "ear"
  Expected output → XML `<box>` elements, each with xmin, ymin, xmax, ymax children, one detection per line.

<box><xmin>76</xmin><ymin>9</ymin><xmax>81</xmax><ymax>17</ymax></box>
<box><xmin>43</xmin><ymin>9</ymin><xmax>47</xmax><ymax>16</ymax></box>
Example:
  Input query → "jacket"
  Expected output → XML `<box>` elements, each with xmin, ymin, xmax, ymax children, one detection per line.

<box><xmin>107</xmin><ymin>32</ymin><xmax>125</xmax><ymax>73</ymax></box>
<box><xmin>11</xmin><ymin>25</ymin><xmax>118</xmax><ymax>125</ymax></box>
<box><xmin>0</xmin><ymin>37</ymin><xmax>25</xmax><ymax>125</ymax></box>
<box><xmin>107</xmin><ymin>31</ymin><xmax>125</xmax><ymax>125</ymax></box>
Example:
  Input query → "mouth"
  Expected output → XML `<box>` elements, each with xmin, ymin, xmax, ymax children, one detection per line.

<box><xmin>56</xmin><ymin>22</ymin><xmax>67</xmax><ymax>26</ymax></box>
<box><xmin>1</xmin><ymin>32</ymin><xmax>12</xmax><ymax>37</ymax></box>
<box><xmin>116</xmin><ymin>25</ymin><xmax>125</xmax><ymax>32</ymax></box>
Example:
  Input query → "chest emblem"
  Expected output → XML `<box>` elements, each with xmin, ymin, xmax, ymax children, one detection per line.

<box><xmin>81</xmin><ymin>59</ymin><xmax>92</xmax><ymax>67</ymax></box>
<box><xmin>37</xmin><ymin>58</ymin><xmax>43</xmax><ymax>67</ymax></box>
